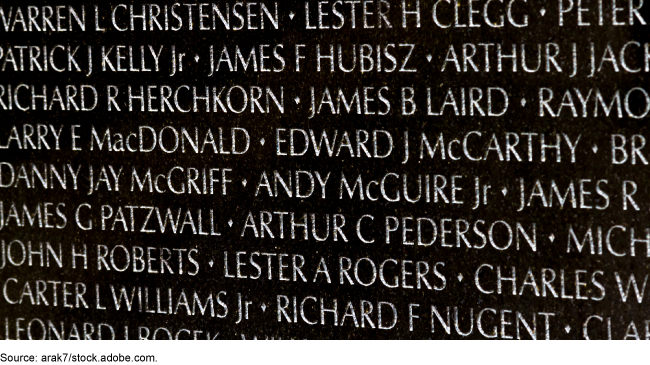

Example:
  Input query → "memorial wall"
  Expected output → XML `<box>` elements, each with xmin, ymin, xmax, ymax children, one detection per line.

<box><xmin>0</xmin><ymin>0</ymin><xmax>648</xmax><ymax>340</ymax></box>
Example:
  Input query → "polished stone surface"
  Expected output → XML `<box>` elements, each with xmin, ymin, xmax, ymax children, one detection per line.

<box><xmin>0</xmin><ymin>0</ymin><xmax>648</xmax><ymax>339</ymax></box>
